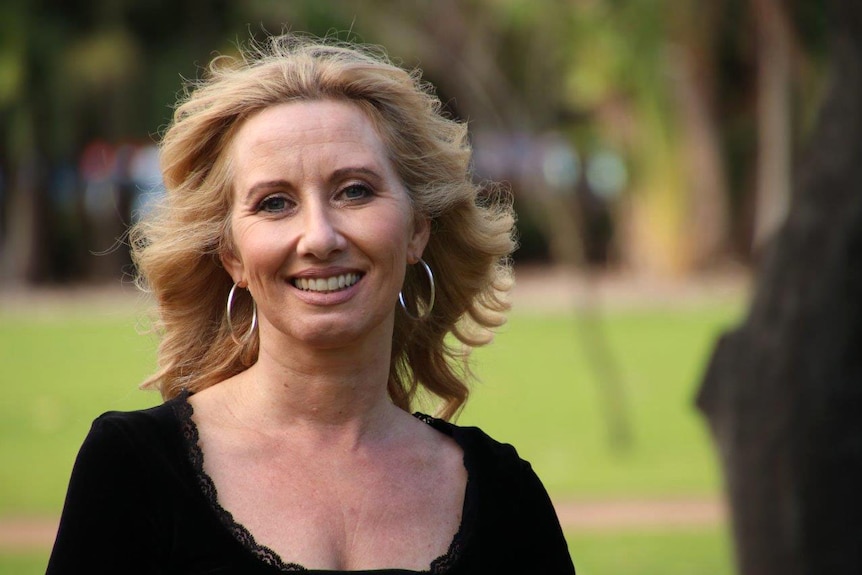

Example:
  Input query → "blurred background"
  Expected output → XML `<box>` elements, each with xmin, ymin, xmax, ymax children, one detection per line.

<box><xmin>0</xmin><ymin>0</ymin><xmax>836</xmax><ymax>573</ymax></box>
<box><xmin>0</xmin><ymin>0</ymin><xmax>829</xmax><ymax>283</ymax></box>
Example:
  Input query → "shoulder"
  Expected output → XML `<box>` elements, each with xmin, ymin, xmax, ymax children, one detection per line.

<box><xmin>93</xmin><ymin>394</ymin><xmax>182</xmax><ymax>432</ymax></box>
<box><xmin>82</xmin><ymin>393</ymin><xmax>188</xmax><ymax>462</ymax></box>
<box><xmin>417</xmin><ymin>415</ymin><xmax>576</xmax><ymax>571</ymax></box>
<box><xmin>49</xmin><ymin>395</ymin><xmax>196</xmax><ymax>571</ymax></box>
<box><xmin>62</xmin><ymin>394</ymin><xmax>194</xmax><ymax>508</ymax></box>
<box><xmin>415</xmin><ymin>414</ymin><xmax>528</xmax><ymax>479</ymax></box>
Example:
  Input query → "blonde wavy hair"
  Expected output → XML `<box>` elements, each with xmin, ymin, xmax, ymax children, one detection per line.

<box><xmin>131</xmin><ymin>35</ymin><xmax>516</xmax><ymax>420</ymax></box>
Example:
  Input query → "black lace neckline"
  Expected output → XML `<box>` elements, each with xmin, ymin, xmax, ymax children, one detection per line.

<box><xmin>171</xmin><ymin>390</ymin><xmax>471</xmax><ymax>574</ymax></box>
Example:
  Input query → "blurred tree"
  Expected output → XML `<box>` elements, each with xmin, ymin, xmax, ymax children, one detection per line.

<box><xmin>698</xmin><ymin>0</ymin><xmax>862</xmax><ymax>572</ymax></box>
<box><xmin>0</xmin><ymin>0</ymin><xmax>55</xmax><ymax>284</ymax></box>
<box><xmin>0</xmin><ymin>0</ymin><xmax>835</xmax><ymax>283</ymax></box>
<box><xmin>752</xmin><ymin>0</ymin><xmax>793</xmax><ymax>252</ymax></box>
<box><xmin>356</xmin><ymin>0</ymin><xmax>585</xmax><ymax>267</ymax></box>
<box><xmin>567</xmin><ymin>0</ymin><xmax>689</xmax><ymax>273</ymax></box>
<box><xmin>0</xmin><ymin>0</ymin><xmax>244</xmax><ymax>283</ymax></box>
<box><xmin>668</xmin><ymin>0</ymin><xmax>731</xmax><ymax>269</ymax></box>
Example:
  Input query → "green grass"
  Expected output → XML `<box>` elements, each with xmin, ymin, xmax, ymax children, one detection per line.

<box><xmin>460</xmin><ymin>305</ymin><xmax>742</xmax><ymax>497</ymax></box>
<box><xmin>1</xmin><ymin>298</ymin><xmax>743</xmax><ymax>513</ymax></box>
<box><xmin>0</xmin><ymin>295</ymin><xmax>741</xmax><ymax>573</ymax></box>
<box><xmin>0</xmin><ymin>553</ymin><xmax>48</xmax><ymax>575</ymax></box>
<box><xmin>567</xmin><ymin>527</ymin><xmax>735</xmax><ymax>575</ymax></box>
<box><xmin>0</xmin><ymin>308</ymin><xmax>160</xmax><ymax>513</ymax></box>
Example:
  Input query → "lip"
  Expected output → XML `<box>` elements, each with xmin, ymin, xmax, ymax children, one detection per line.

<box><xmin>288</xmin><ymin>267</ymin><xmax>365</xmax><ymax>305</ymax></box>
<box><xmin>290</xmin><ymin>266</ymin><xmax>363</xmax><ymax>279</ymax></box>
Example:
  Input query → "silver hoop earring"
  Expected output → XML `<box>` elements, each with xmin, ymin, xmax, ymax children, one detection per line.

<box><xmin>399</xmin><ymin>259</ymin><xmax>435</xmax><ymax>321</ymax></box>
<box><xmin>226</xmin><ymin>282</ymin><xmax>258</xmax><ymax>345</ymax></box>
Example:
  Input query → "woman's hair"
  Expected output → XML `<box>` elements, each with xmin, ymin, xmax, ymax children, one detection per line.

<box><xmin>131</xmin><ymin>34</ymin><xmax>516</xmax><ymax>420</ymax></box>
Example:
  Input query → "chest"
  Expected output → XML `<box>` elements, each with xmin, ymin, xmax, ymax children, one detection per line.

<box><xmin>198</xmin><ymin>435</ymin><xmax>467</xmax><ymax>571</ymax></box>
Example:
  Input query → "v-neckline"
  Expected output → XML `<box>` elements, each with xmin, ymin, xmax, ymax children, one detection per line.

<box><xmin>171</xmin><ymin>390</ymin><xmax>475</xmax><ymax>573</ymax></box>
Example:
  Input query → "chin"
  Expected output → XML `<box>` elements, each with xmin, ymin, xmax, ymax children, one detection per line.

<box><xmin>298</xmin><ymin>329</ymin><xmax>361</xmax><ymax>349</ymax></box>
<box><xmin>291</xmin><ymin>316</ymin><xmax>391</xmax><ymax>350</ymax></box>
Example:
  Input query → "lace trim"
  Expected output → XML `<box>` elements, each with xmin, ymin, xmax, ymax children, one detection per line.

<box><xmin>172</xmin><ymin>390</ymin><xmax>307</xmax><ymax>572</ymax></box>
<box><xmin>412</xmin><ymin>412</ymin><xmax>471</xmax><ymax>574</ymax></box>
<box><xmin>171</xmin><ymin>392</ymin><xmax>467</xmax><ymax>573</ymax></box>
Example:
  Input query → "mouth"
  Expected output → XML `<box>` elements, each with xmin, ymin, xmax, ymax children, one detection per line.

<box><xmin>291</xmin><ymin>272</ymin><xmax>363</xmax><ymax>293</ymax></box>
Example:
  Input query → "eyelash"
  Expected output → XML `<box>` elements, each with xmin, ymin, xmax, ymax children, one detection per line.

<box><xmin>255</xmin><ymin>183</ymin><xmax>373</xmax><ymax>213</ymax></box>
<box><xmin>257</xmin><ymin>195</ymin><xmax>291</xmax><ymax>213</ymax></box>
<box><xmin>340</xmin><ymin>183</ymin><xmax>372</xmax><ymax>200</ymax></box>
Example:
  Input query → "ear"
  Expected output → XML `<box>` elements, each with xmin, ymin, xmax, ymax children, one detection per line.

<box><xmin>407</xmin><ymin>215</ymin><xmax>431</xmax><ymax>264</ymax></box>
<box><xmin>220</xmin><ymin>248</ymin><xmax>246</xmax><ymax>286</ymax></box>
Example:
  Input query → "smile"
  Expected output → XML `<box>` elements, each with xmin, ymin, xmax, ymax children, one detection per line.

<box><xmin>292</xmin><ymin>273</ymin><xmax>362</xmax><ymax>293</ymax></box>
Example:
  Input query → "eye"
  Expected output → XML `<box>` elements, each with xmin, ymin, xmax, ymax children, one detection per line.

<box><xmin>341</xmin><ymin>183</ymin><xmax>372</xmax><ymax>201</ymax></box>
<box><xmin>257</xmin><ymin>195</ymin><xmax>291</xmax><ymax>213</ymax></box>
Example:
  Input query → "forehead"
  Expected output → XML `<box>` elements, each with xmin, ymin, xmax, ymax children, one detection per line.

<box><xmin>230</xmin><ymin>99</ymin><xmax>390</xmax><ymax>168</ymax></box>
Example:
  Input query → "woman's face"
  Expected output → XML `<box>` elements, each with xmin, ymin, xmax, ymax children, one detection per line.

<box><xmin>222</xmin><ymin>99</ymin><xmax>429</xmax><ymax>352</ymax></box>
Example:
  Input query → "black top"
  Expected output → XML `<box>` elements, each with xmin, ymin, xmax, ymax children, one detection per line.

<box><xmin>47</xmin><ymin>392</ymin><xmax>576</xmax><ymax>574</ymax></box>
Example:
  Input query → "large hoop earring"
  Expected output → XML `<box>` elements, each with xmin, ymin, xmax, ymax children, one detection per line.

<box><xmin>399</xmin><ymin>259</ymin><xmax>435</xmax><ymax>321</ymax></box>
<box><xmin>226</xmin><ymin>282</ymin><xmax>258</xmax><ymax>345</ymax></box>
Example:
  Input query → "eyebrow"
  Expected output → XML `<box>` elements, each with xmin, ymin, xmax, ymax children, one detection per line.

<box><xmin>331</xmin><ymin>166</ymin><xmax>384</xmax><ymax>182</ymax></box>
<box><xmin>244</xmin><ymin>180</ymin><xmax>293</xmax><ymax>200</ymax></box>
<box><xmin>243</xmin><ymin>166</ymin><xmax>385</xmax><ymax>201</ymax></box>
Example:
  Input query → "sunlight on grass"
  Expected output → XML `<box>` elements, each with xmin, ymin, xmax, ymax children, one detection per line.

<box><xmin>1</xmin><ymin>297</ymin><xmax>743</xmax><ymax>514</ymax></box>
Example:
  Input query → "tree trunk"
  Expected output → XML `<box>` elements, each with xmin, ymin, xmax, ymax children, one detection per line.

<box><xmin>697</xmin><ymin>1</ymin><xmax>862</xmax><ymax>573</ymax></box>
<box><xmin>670</xmin><ymin>44</ymin><xmax>730</xmax><ymax>268</ymax></box>
<box><xmin>668</xmin><ymin>0</ymin><xmax>730</xmax><ymax>269</ymax></box>
<box><xmin>0</xmin><ymin>107</ymin><xmax>50</xmax><ymax>285</ymax></box>
<box><xmin>751</xmin><ymin>0</ymin><xmax>793</xmax><ymax>252</ymax></box>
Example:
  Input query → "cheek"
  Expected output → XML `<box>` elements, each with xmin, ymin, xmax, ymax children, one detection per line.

<box><xmin>234</xmin><ymin>222</ymin><xmax>292</xmax><ymax>275</ymax></box>
<box><xmin>365</xmin><ymin>218</ymin><xmax>413</xmax><ymax>260</ymax></box>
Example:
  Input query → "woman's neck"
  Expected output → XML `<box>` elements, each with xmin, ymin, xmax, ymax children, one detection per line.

<box><xmin>221</xmin><ymin>331</ymin><xmax>403</xmax><ymax>448</ymax></box>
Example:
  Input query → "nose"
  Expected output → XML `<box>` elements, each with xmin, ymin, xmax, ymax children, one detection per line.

<box><xmin>296</xmin><ymin>201</ymin><xmax>346</xmax><ymax>260</ymax></box>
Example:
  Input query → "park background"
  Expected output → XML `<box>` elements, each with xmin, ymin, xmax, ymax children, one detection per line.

<box><xmin>0</xmin><ymin>0</ymin><xmax>841</xmax><ymax>573</ymax></box>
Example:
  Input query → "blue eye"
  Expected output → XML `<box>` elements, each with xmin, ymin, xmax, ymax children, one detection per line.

<box><xmin>342</xmin><ymin>184</ymin><xmax>371</xmax><ymax>200</ymax></box>
<box><xmin>259</xmin><ymin>196</ymin><xmax>289</xmax><ymax>212</ymax></box>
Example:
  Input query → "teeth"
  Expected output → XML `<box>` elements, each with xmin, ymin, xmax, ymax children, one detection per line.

<box><xmin>294</xmin><ymin>273</ymin><xmax>360</xmax><ymax>293</ymax></box>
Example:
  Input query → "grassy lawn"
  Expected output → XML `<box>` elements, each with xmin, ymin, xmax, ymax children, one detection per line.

<box><xmin>0</xmin><ymin>553</ymin><xmax>49</xmax><ymax>575</ymax></box>
<box><xmin>460</xmin><ymin>305</ymin><xmax>742</xmax><ymax>497</ymax></box>
<box><xmin>566</xmin><ymin>526</ymin><xmax>735</xmax><ymax>575</ymax></box>
<box><xmin>0</xmin><ymin>295</ymin><xmax>742</xmax><ymax>513</ymax></box>
<box><xmin>0</xmin><ymin>289</ymin><xmax>742</xmax><ymax>572</ymax></box>
<box><xmin>0</xmin><ymin>302</ymin><xmax>161</xmax><ymax>514</ymax></box>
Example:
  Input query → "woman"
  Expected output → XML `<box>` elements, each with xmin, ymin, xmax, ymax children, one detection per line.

<box><xmin>47</xmin><ymin>36</ymin><xmax>575</xmax><ymax>574</ymax></box>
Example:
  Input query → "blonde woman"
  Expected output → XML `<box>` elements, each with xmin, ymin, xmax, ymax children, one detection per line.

<box><xmin>48</xmin><ymin>36</ymin><xmax>575</xmax><ymax>574</ymax></box>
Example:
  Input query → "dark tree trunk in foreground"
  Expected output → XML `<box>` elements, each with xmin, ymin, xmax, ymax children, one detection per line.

<box><xmin>697</xmin><ymin>1</ymin><xmax>862</xmax><ymax>573</ymax></box>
